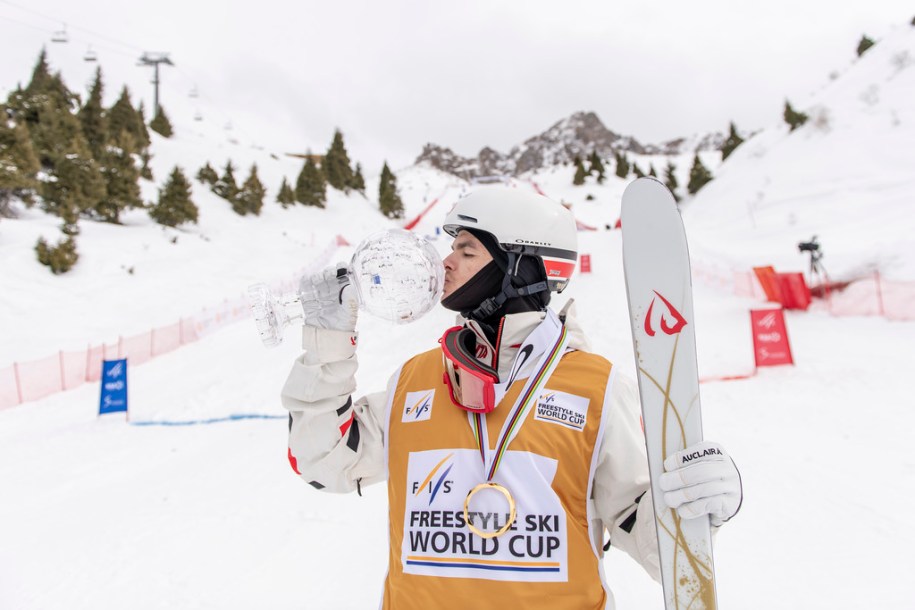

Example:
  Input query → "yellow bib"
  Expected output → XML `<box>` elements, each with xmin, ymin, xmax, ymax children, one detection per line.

<box><xmin>382</xmin><ymin>347</ymin><xmax>615</xmax><ymax>609</ymax></box>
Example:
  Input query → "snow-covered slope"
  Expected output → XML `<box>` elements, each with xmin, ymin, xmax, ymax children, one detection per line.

<box><xmin>681</xmin><ymin>24</ymin><xmax>915</xmax><ymax>282</ymax></box>
<box><xmin>2</xmin><ymin>20</ymin><xmax>915</xmax><ymax>610</ymax></box>
<box><xmin>1</xmin><ymin>132</ymin><xmax>392</xmax><ymax>363</ymax></box>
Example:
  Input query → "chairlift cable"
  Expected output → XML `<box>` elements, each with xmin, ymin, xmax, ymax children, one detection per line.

<box><xmin>0</xmin><ymin>0</ymin><xmax>146</xmax><ymax>53</ymax></box>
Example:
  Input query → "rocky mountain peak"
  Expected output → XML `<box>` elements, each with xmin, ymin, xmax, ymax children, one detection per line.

<box><xmin>414</xmin><ymin>111</ymin><xmax>721</xmax><ymax>179</ymax></box>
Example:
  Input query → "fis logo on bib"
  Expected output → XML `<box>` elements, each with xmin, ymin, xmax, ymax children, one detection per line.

<box><xmin>411</xmin><ymin>452</ymin><xmax>454</xmax><ymax>505</ymax></box>
<box><xmin>403</xmin><ymin>390</ymin><xmax>435</xmax><ymax>422</ymax></box>
<box><xmin>534</xmin><ymin>390</ymin><xmax>589</xmax><ymax>431</ymax></box>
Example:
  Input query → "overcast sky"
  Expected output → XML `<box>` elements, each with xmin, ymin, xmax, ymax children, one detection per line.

<box><xmin>1</xmin><ymin>0</ymin><xmax>913</xmax><ymax>173</ymax></box>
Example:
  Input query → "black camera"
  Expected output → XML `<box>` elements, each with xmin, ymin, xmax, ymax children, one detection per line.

<box><xmin>797</xmin><ymin>236</ymin><xmax>820</xmax><ymax>253</ymax></box>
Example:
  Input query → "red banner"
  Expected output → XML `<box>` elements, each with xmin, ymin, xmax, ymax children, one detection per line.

<box><xmin>750</xmin><ymin>309</ymin><xmax>794</xmax><ymax>367</ymax></box>
<box><xmin>775</xmin><ymin>272</ymin><xmax>811</xmax><ymax>310</ymax></box>
<box><xmin>579</xmin><ymin>254</ymin><xmax>591</xmax><ymax>273</ymax></box>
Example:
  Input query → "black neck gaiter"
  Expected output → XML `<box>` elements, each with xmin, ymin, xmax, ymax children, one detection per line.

<box><xmin>441</xmin><ymin>260</ymin><xmax>503</xmax><ymax>315</ymax></box>
<box><xmin>441</xmin><ymin>258</ymin><xmax>551</xmax><ymax>344</ymax></box>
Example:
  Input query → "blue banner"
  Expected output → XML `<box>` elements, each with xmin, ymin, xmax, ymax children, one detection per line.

<box><xmin>99</xmin><ymin>359</ymin><xmax>128</xmax><ymax>415</ymax></box>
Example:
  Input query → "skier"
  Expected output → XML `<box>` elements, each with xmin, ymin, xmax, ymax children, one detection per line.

<box><xmin>282</xmin><ymin>187</ymin><xmax>742</xmax><ymax>609</ymax></box>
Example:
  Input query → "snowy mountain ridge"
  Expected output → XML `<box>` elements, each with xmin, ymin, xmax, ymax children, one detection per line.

<box><xmin>415</xmin><ymin>111</ymin><xmax>724</xmax><ymax>178</ymax></box>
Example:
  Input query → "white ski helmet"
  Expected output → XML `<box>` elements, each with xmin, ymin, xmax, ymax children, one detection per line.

<box><xmin>442</xmin><ymin>186</ymin><xmax>578</xmax><ymax>293</ymax></box>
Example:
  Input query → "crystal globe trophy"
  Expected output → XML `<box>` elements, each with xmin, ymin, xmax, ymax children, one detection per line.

<box><xmin>248</xmin><ymin>229</ymin><xmax>444</xmax><ymax>347</ymax></box>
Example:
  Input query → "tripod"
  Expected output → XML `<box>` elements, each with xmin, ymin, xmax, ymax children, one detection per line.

<box><xmin>798</xmin><ymin>236</ymin><xmax>830</xmax><ymax>300</ymax></box>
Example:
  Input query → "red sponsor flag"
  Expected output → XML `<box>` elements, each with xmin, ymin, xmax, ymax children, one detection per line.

<box><xmin>775</xmin><ymin>272</ymin><xmax>812</xmax><ymax>310</ymax></box>
<box><xmin>750</xmin><ymin>309</ymin><xmax>794</xmax><ymax>367</ymax></box>
<box><xmin>579</xmin><ymin>254</ymin><xmax>591</xmax><ymax>273</ymax></box>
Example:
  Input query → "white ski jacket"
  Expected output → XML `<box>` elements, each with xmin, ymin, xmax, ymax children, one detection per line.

<box><xmin>281</xmin><ymin>306</ymin><xmax>661</xmax><ymax>583</ymax></box>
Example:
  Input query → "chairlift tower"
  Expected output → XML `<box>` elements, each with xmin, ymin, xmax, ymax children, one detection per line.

<box><xmin>138</xmin><ymin>52</ymin><xmax>173</xmax><ymax>116</ymax></box>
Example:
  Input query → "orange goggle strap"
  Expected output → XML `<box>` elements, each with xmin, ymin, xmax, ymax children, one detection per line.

<box><xmin>440</xmin><ymin>326</ymin><xmax>499</xmax><ymax>413</ymax></box>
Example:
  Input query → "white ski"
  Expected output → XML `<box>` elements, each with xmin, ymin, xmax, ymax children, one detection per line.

<box><xmin>621</xmin><ymin>177</ymin><xmax>718</xmax><ymax>610</ymax></box>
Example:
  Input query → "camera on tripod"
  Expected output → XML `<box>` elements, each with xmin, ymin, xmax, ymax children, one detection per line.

<box><xmin>797</xmin><ymin>235</ymin><xmax>825</xmax><ymax>279</ymax></box>
<box><xmin>797</xmin><ymin>236</ymin><xmax>820</xmax><ymax>254</ymax></box>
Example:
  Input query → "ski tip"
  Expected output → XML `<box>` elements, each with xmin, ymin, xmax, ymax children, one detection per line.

<box><xmin>622</xmin><ymin>177</ymin><xmax>670</xmax><ymax>200</ymax></box>
<box><xmin>620</xmin><ymin>177</ymin><xmax>678</xmax><ymax>225</ymax></box>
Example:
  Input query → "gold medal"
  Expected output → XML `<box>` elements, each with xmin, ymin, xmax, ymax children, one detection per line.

<box><xmin>463</xmin><ymin>482</ymin><xmax>517</xmax><ymax>539</ymax></box>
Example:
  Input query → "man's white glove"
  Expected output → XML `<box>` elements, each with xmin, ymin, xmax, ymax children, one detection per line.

<box><xmin>658</xmin><ymin>441</ymin><xmax>742</xmax><ymax>527</ymax></box>
<box><xmin>300</xmin><ymin>263</ymin><xmax>359</xmax><ymax>331</ymax></box>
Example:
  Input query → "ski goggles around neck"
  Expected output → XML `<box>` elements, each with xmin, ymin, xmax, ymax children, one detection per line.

<box><xmin>439</xmin><ymin>326</ymin><xmax>499</xmax><ymax>414</ymax></box>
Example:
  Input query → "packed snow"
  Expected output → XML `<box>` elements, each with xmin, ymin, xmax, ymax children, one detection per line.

<box><xmin>2</xmin><ymin>21</ymin><xmax>915</xmax><ymax>610</ymax></box>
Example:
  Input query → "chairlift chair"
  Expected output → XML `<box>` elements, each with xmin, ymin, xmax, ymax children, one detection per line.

<box><xmin>84</xmin><ymin>46</ymin><xmax>98</xmax><ymax>62</ymax></box>
<box><xmin>194</xmin><ymin>111</ymin><xmax>203</xmax><ymax>122</ymax></box>
<box><xmin>189</xmin><ymin>86</ymin><xmax>199</xmax><ymax>98</ymax></box>
<box><xmin>51</xmin><ymin>25</ymin><xmax>68</xmax><ymax>43</ymax></box>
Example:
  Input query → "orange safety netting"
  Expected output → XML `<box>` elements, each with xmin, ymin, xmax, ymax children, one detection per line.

<box><xmin>692</xmin><ymin>259</ymin><xmax>915</xmax><ymax>321</ymax></box>
<box><xmin>0</xmin><ymin>237</ymin><xmax>341</xmax><ymax>411</ymax></box>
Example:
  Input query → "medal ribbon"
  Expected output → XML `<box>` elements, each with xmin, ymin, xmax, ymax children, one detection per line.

<box><xmin>468</xmin><ymin>310</ymin><xmax>569</xmax><ymax>482</ymax></box>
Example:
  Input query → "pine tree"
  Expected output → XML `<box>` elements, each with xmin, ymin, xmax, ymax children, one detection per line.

<box><xmin>572</xmin><ymin>156</ymin><xmax>587</xmax><ymax>185</ymax></box>
<box><xmin>96</xmin><ymin>130</ymin><xmax>142</xmax><ymax>223</ymax></box>
<box><xmin>648</xmin><ymin>164</ymin><xmax>658</xmax><ymax>178</ymax></box>
<box><xmin>614</xmin><ymin>151</ymin><xmax>630</xmax><ymax>178</ymax></box>
<box><xmin>5</xmin><ymin>53</ymin><xmax>109</xmax><ymax>222</ymax></box>
<box><xmin>35</xmin><ymin>234</ymin><xmax>79</xmax><ymax>274</ymax></box>
<box><xmin>783</xmin><ymin>100</ymin><xmax>808</xmax><ymax>131</ymax></box>
<box><xmin>149</xmin><ymin>166</ymin><xmax>197</xmax><ymax>227</ymax></box>
<box><xmin>135</xmin><ymin>101</ymin><xmax>151</xmax><ymax>150</ymax></box>
<box><xmin>139</xmin><ymin>149</ymin><xmax>153</xmax><ymax>180</ymax></box>
<box><xmin>378</xmin><ymin>161</ymin><xmax>404</xmax><ymax>219</ymax></box>
<box><xmin>588</xmin><ymin>151</ymin><xmax>606</xmax><ymax>183</ymax></box>
<box><xmin>41</xmin><ymin>134</ymin><xmax>107</xmax><ymax>224</ymax></box>
<box><xmin>78</xmin><ymin>66</ymin><xmax>107</xmax><ymax>160</ymax></box>
<box><xmin>234</xmin><ymin>164</ymin><xmax>265</xmax><ymax>216</ymax></box>
<box><xmin>149</xmin><ymin>104</ymin><xmax>173</xmax><ymax>138</ymax></box>
<box><xmin>687</xmin><ymin>153</ymin><xmax>713</xmax><ymax>195</ymax></box>
<box><xmin>276</xmin><ymin>177</ymin><xmax>295</xmax><ymax>208</ymax></box>
<box><xmin>24</xmin><ymin>48</ymin><xmax>55</xmax><ymax>96</ymax></box>
<box><xmin>295</xmin><ymin>156</ymin><xmax>326</xmax><ymax>207</ymax></box>
<box><xmin>8</xmin><ymin>60</ymin><xmax>108</xmax><ymax>222</ymax></box>
<box><xmin>0</xmin><ymin>106</ymin><xmax>41</xmax><ymax>215</ymax></box>
<box><xmin>632</xmin><ymin>163</ymin><xmax>645</xmax><ymax>178</ymax></box>
<box><xmin>212</xmin><ymin>160</ymin><xmax>239</xmax><ymax>201</ymax></box>
<box><xmin>664</xmin><ymin>160</ymin><xmax>680</xmax><ymax>202</ymax></box>
<box><xmin>721</xmin><ymin>121</ymin><xmax>745</xmax><ymax>161</ymax></box>
<box><xmin>352</xmin><ymin>163</ymin><xmax>366</xmax><ymax>192</ymax></box>
<box><xmin>107</xmin><ymin>87</ymin><xmax>145</xmax><ymax>153</ymax></box>
<box><xmin>856</xmin><ymin>35</ymin><xmax>875</xmax><ymax>57</ymax></box>
<box><xmin>196</xmin><ymin>162</ymin><xmax>218</xmax><ymax>185</ymax></box>
<box><xmin>7</xmin><ymin>53</ymin><xmax>82</xmax><ymax>170</ymax></box>
<box><xmin>324</xmin><ymin>129</ymin><xmax>355</xmax><ymax>191</ymax></box>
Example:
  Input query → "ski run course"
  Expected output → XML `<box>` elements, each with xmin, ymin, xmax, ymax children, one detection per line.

<box><xmin>2</xmin><ymin>23</ymin><xmax>915</xmax><ymax>610</ymax></box>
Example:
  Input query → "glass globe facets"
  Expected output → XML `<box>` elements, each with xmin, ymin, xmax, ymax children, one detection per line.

<box><xmin>350</xmin><ymin>229</ymin><xmax>444</xmax><ymax>324</ymax></box>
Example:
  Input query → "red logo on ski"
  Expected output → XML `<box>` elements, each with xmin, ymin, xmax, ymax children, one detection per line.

<box><xmin>644</xmin><ymin>291</ymin><xmax>687</xmax><ymax>337</ymax></box>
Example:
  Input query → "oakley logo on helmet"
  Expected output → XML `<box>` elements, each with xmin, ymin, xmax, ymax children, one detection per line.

<box><xmin>515</xmin><ymin>238</ymin><xmax>552</xmax><ymax>246</ymax></box>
